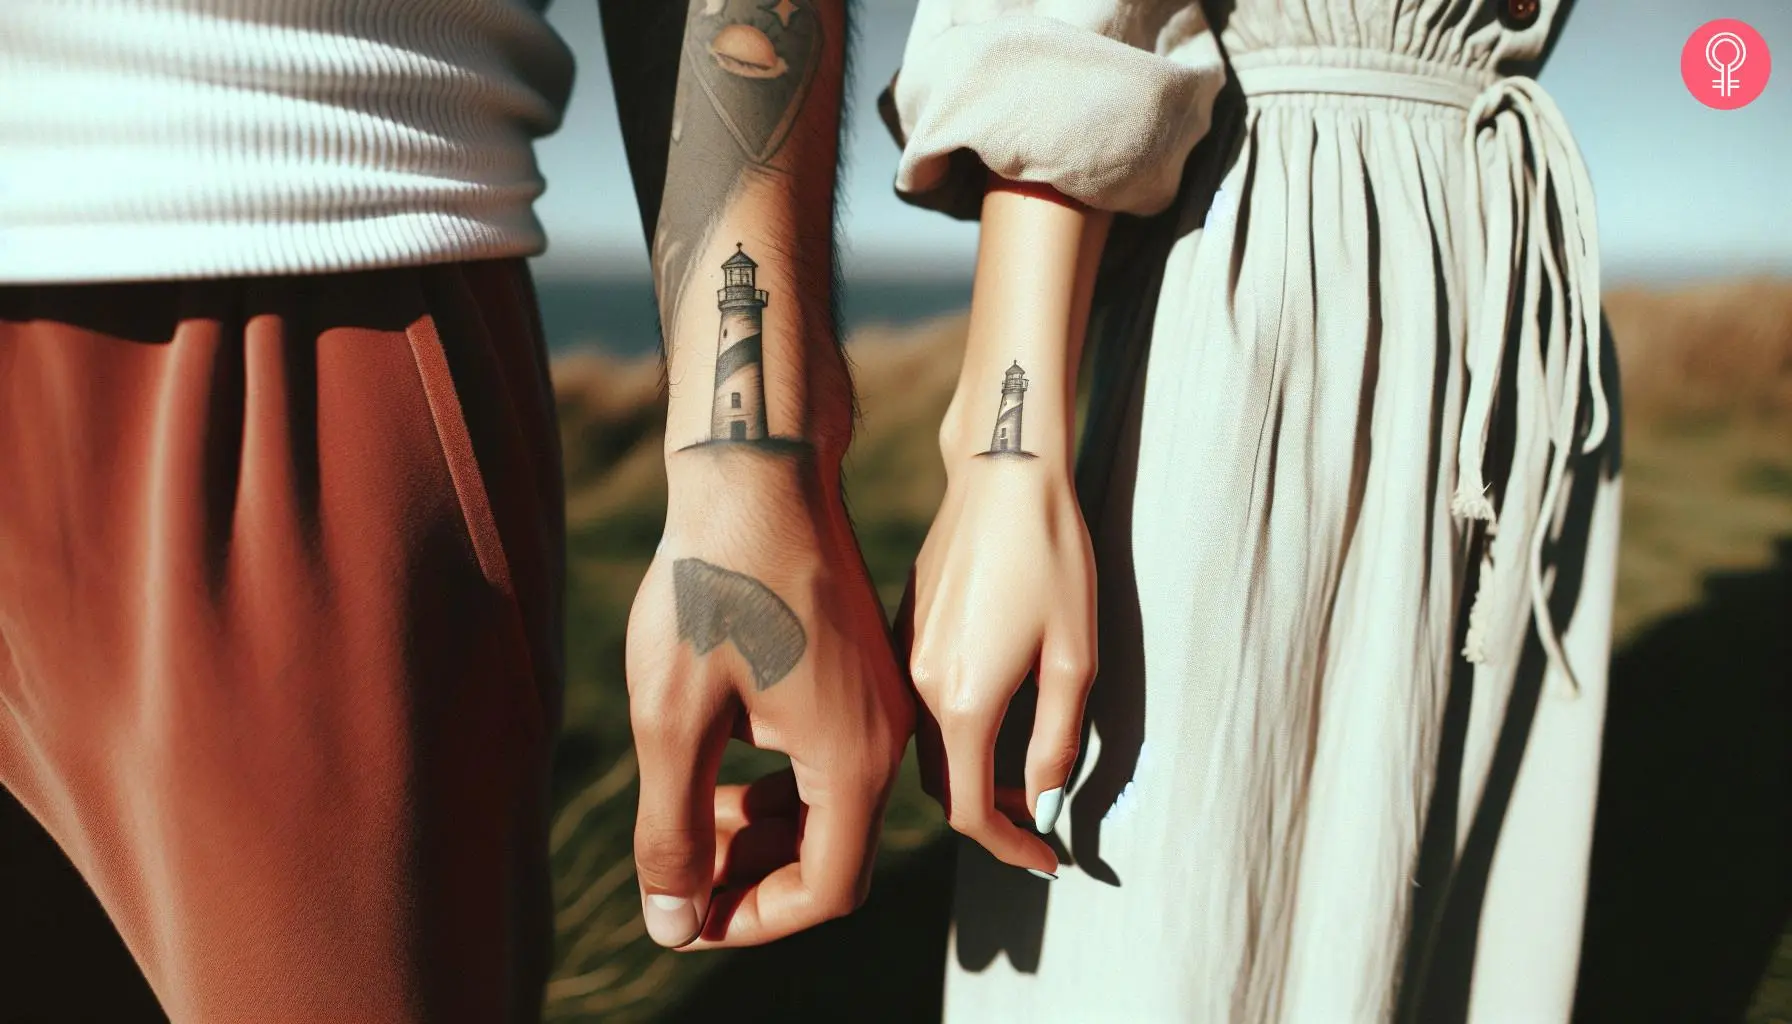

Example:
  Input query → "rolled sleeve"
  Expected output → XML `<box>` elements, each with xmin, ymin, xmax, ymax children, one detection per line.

<box><xmin>880</xmin><ymin>1</ymin><xmax>1225</xmax><ymax>221</ymax></box>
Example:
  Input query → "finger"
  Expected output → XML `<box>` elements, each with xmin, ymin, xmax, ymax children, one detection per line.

<box><xmin>712</xmin><ymin>771</ymin><xmax>804</xmax><ymax>885</ymax></box>
<box><xmin>686</xmin><ymin>781</ymin><xmax>882</xmax><ymax>948</ymax></box>
<box><xmin>713</xmin><ymin>769</ymin><xmax>801</xmax><ymax>832</ymax></box>
<box><xmin>900</xmin><ymin>569</ymin><xmax>948</xmax><ymax>807</ymax></box>
<box><xmin>1026</xmin><ymin>645</ymin><xmax>1095</xmax><ymax>836</ymax></box>
<box><xmin>905</xmin><ymin>617</ymin><xmax>954</xmax><ymax>810</ymax></box>
<box><xmin>632</xmin><ymin>699</ymin><xmax>732</xmax><ymax>949</ymax></box>
<box><xmin>939</xmin><ymin>695</ymin><xmax>1059</xmax><ymax>877</ymax></box>
<box><xmin>713</xmin><ymin>815</ymin><xmax>802</xmax><ymax>888</ymax></box>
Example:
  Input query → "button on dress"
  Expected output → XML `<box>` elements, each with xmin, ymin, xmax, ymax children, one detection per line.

<box><xmin>882</xmin><ymin>1</ymin><xmax>1622</xmax><ymax>1021</ymax></box>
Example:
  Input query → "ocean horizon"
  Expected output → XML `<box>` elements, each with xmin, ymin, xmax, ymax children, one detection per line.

<box><xmin>531</xmin><ymin>274</ymin><xmax>971</xmax><ymax>357</ymax></box>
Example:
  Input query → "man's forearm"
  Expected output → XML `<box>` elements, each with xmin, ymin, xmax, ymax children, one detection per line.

<box><xmin>647</xmin><ymin>0</ymin><xmax>852</xmax><ymax>469</ymax></box>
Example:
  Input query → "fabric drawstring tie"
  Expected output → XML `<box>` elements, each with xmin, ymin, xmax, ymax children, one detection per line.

<box><xmin>1234</xmin><ymin>57</ymin><xmax>1610</xmax><ymax>699</ymax></box>
<box><xmin>1453</xmin><ymin>76</ymin><xmax>1607</xmax><ymax>699</ymax></box>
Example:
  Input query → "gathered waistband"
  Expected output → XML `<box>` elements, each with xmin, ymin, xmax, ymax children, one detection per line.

<box><xmin>1231</xmin><ymin>47</ymin><xmax>1611</xmax><ymax>700</ymax></box>
<box><xmin>1231</xmin><ymin>48</ymin><xmax>1499</xmax><ymax>108</ymax></box>
<box><xmin>1234</xmin><ymin>65</ymin><xmax>1486</xmax><ymax>109</ymax></box>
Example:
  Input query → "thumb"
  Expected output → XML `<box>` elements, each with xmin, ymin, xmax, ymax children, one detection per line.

<box><xmin>1026</xmin><ymin>644</ymin><xmax>1095</xmax><ymax>836</ymax></box>
<box><xmin>633</xmin><ymin>704</ymin><xmax>730</xmax><ymax>948</ymax></box>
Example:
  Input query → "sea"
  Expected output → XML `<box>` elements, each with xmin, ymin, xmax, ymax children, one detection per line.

<box><xmin>531</xmin><ymin>275</ymin><xmax>971</xmax><ymax>356</ymax></box>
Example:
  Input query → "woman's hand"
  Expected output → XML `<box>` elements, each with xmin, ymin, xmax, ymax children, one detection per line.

<box><xmin>899</xmin><ymin>455</ymin><xmax>1096</xmax><ymax>876</ymax></box>
<box><xmin>900</xmin><ymin>174</ymin><xmax>1109</xmax><ymax>875</ymax></box>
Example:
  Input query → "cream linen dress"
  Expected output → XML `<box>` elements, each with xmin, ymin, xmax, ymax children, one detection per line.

<box><xmin>882</xmin><ymin>1</ymin><xmax>1622</xmax><ymax>1021</ymax></box>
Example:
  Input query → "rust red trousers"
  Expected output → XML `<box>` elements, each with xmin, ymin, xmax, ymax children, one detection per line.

<box><xmin>0</xmin><ymin>260</ymin><xmax>565</xmax><ymax>1022</ymax></box>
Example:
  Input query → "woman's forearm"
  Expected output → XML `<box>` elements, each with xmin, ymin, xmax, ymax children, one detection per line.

<box><xmin>941</xmin><ymin>177</ymin><xmax>1111</xmax><ymax>472</ymax></box>
<box><xmin>909</xmin><ymin>177</ymin><xmax>1108</xmax><ymax>876</ymax></box>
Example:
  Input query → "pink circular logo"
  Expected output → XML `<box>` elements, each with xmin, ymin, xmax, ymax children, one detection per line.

<box><xmin>1682</xmin><ymin>19</ymin><xmax>1772</xmax><ymax>110</ymax></box>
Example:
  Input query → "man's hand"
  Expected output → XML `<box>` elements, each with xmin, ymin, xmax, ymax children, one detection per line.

<box><xmin>625</xmin><ymin>453</ymin><xmax>911</xmax><ymax>948</ymax></box>
<box><xmin>601</xmin><ymin>0</ymin><xmax>885</xmax><ymax>948</ymax></box>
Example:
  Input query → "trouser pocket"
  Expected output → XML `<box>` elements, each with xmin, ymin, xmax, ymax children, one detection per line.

<box><xmin>402</xmin><ymin>259</ymin><xmax>568</xmax><ymax>742</ymax></box>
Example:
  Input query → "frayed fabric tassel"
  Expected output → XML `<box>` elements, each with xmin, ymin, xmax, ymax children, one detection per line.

<box><xmin>1455</xmin><ymin>475</ymin><xmax>1498</xmax><ymax>664</ymax></box>
<box><xmin>1451</xmin><ymin>486</ymin><xmax>1496</xmax><ymax>524</ymax></box>
<box><xmin>1461</xmin><ymin>561</ymin><xmax>1496</xmax><ymax>665</ymax></box>
<box><xmin>1452</xmin><ymin>458</ymin><xmax>1498</xmax><ymax>523</ymax></box>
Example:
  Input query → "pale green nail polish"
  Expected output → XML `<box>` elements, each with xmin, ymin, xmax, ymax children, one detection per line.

<box><xmin>1034</xmin><ymin>787</ymin><xmax>1064</xmax><ymax>834</ymax></box>
<box><xmin>1027</xmin><ymin>868</ymin><xmax>1057</xmax><ymax>880</ymax></box>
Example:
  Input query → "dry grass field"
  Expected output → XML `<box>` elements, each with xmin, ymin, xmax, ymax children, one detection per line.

<box><xmin>539</xmin><ymin>278</ymin><xmax>1792</xmax><ymax>1022</ymax></box>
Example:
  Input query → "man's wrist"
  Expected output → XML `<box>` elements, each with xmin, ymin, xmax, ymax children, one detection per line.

<box><xmin>664</xmin><ymin>433</ymin><xmax>840</xmax><ymax>507</ymax></box>
<box><xmin>658</xmin><ymin>441</ymin><xmax>854</xmax><ymax>567</ymax></box>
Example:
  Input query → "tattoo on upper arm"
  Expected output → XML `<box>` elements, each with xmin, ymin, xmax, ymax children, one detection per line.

<box><xmin>976</xmin><ymin>362</ymin><xmax>1038</xmax><ymax>461</ymax></box>
<box><xmin>674</xmin><ymin>557</ymin><xmax>807</xmax><ymax>691</ymax></box>
<box><xmin>655</xmin><ymin>0</ymin><xmax>824</xmax><ymax>331</ymax></box>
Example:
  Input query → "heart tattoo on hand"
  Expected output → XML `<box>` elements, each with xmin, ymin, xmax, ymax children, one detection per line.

<box><xmin>673</xmin><ymin>557</ymin><xmax>807</xmax><ymax>691</ymax></box>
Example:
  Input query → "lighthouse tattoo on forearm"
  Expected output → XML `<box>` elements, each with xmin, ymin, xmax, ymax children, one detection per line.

<box><xmin>977</xmin><ymin>362</ymin><xmax>1037</xmax><ymax>460</ymax></box>
<box><xmin>678</xmin><ymin>243</ymin><xmax>807</xmax><ymax>454</ymax></box>
<box><xmin>655</xmin><ymin>0</ymin><xmax>823</xmax><ymax>332</ymax></box>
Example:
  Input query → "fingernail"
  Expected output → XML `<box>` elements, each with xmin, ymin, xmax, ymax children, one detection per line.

<box><xmin>643</xmin><ymin>893</ymin><xmax>700</xmax><ymax>947</ymax></box>
<box><xmin>1027</xmin><ymin>868</ymin><xmax>1058</xmax><ymax>880</ymax></box>
<box><xmin>1034</xmin><ymin>787</ymin><xmax>1064</xmax><ymax>834</ymax></box>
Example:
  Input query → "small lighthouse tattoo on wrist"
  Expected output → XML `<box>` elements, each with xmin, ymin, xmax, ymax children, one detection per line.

<box><xmin>680</xmin><ymin>243</ymin><xmax>807</xmax><ymax>455</ymax></box>
<box><xmin>975</xmin><ymin>361</ymin><xmax>1037</xmax><ymax>461</ymax></box>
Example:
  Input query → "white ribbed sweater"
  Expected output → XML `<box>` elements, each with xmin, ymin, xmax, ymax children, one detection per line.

<box><xmin>0</xmin><ymin>0</ymin><xmax>575</xmax><ymax>283</ymax></box>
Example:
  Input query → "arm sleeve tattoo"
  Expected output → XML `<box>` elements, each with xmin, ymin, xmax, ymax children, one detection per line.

<box><xmin>654</xmin><ymin>0</ymin><xmax>826</xmax><ymax>332</ymax></box>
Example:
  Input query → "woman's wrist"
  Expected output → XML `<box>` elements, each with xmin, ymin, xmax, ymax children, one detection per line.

<box><xmin>939</xmin><ymin>338</ymin><xmax>1077</xmax><ymax>470</ymax></box>
<box><xmin>934</xmin><ymin>178</ymin><xmax>1105</xmax><ymax>478</ymax></box>
<box><xmin>937</xmin><ymin>400</ymin><xmax>1075</xmax><ymax>477</ymax></box>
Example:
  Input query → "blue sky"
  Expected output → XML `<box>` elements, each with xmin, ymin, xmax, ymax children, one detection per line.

<box><xmin>530</xmin><ymin>0</ymin><xmax>1791</xmax><ymax>285</ymax></box>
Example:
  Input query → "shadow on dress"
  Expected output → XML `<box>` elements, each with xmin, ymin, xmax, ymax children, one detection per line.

<box><xmin>1402</xmin><ymin>522</ymin><xmax>1792</xmax><ymax>1024</ymax></box>
<box><xmin>1397</xmin><ymin>314</ymin><xmax>1791</xmax><ymax>1020</ymax></box>
<box><xmin>1394</xmin><ymin>306</ymin><xmax>1620</xmax><ymax>1021</ymax></box>
<box><xmin>1571</xmin><ymin>538</ymin><xmax>1792</xmax><ymax>1022</ymax></box>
